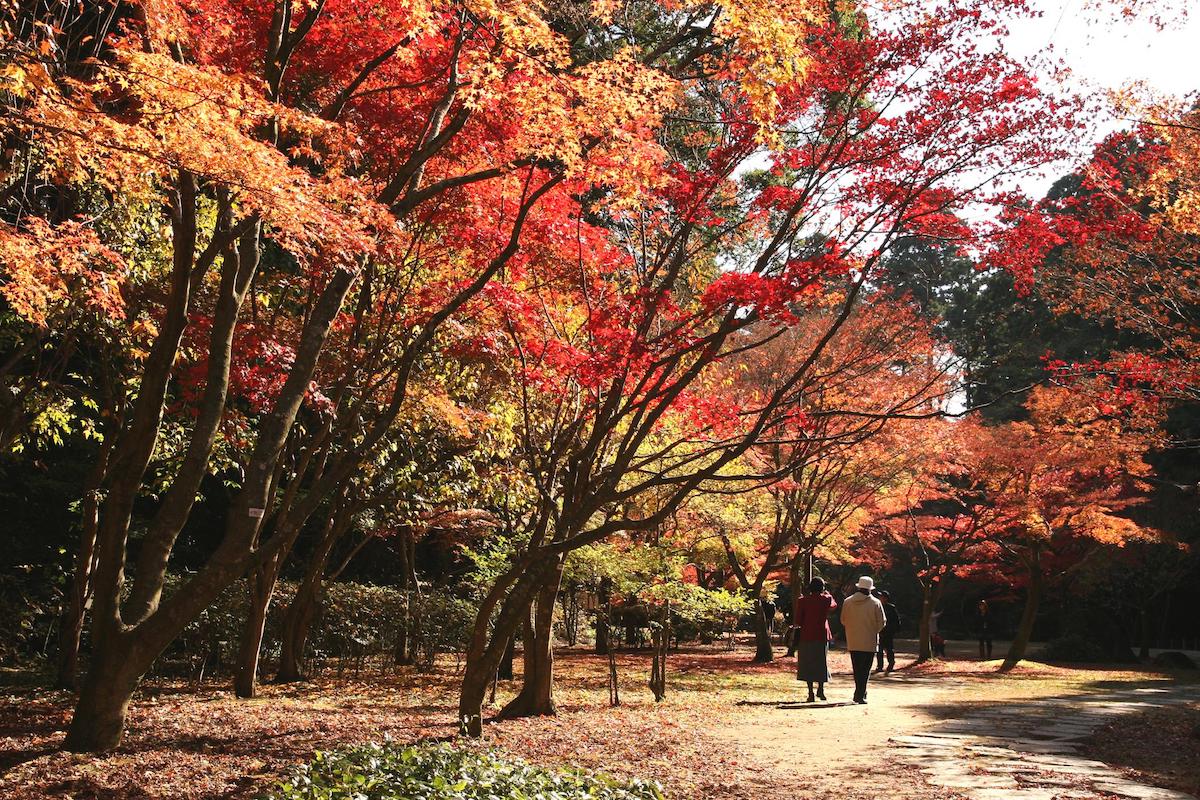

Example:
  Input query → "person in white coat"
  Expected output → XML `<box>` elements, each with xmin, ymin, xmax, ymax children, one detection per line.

<box><xmin>840</xmin><ymin>576</ymin><xmax>886</xmax><ymax>704</ymax></box>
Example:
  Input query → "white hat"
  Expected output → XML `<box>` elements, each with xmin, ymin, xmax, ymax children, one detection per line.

<box><xmin>856</xmin><ymin>576</ymin><xmax>874</xmax><ymax>590</ymax></box>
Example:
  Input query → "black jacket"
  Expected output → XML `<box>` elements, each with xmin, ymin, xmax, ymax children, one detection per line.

<box><xmin>881</xmin><ymin>602</ymin><xmax>901</xmax><ymax>634</ymax></box>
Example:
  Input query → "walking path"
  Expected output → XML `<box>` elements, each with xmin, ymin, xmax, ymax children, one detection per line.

<box><xmin>890</xmin><ymin>684</ymin><xmax>1198</xmax><ymax>800</ymax></box>
<box><xmin>725</xmin><ymin>658</ymin><xmax>1198</xmax><ymax>800</ymax></box>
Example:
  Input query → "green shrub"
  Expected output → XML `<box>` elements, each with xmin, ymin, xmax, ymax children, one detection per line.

<box><xmin>269</xmin><ymin>741</ymin><xmax>664</xmax><ymax>800</ymax></box>
<box><xmin>1040</xmin><ymin>634</ymin><xmax>1108</xmax><ymax>663</ymax></box>
<box><xmin>150</xmin><ymin>576</ymin><xmax>477</xmax><ymax>676</ymax></box>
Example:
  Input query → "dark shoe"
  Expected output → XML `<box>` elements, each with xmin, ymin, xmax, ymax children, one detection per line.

<box><xmin>816</xmin><ymin>690</ymin><xmax>826</xmax><ymax>701</ymax></box>
<box><xmin>885</xmin><ymin>667</ymin><xmax>893</xmax><ymax>674</ymax></box>
<box><xmin>805</xmin><ymin>694</ymin><xmax>815</xmax><ymax>703</ymax></box>
<box><xmin>855</xmin><ymin>697</ymin><xmax>867</xmax><ymax>704</ymax></box>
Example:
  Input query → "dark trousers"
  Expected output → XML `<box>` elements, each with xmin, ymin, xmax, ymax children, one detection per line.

<box><xmin>876</xmin><ymin>632</ymin><xmax>895</xmax><ymax>671</ymax></box>
<box><xmin>979</xmin><ymin>634</ymin><xmax>993</xmax><ymax>659</ymax></box>
<box><xmin>850</xmin><ymin>650</ymin><xmax>874</xmax><ymax>700</ymax></box>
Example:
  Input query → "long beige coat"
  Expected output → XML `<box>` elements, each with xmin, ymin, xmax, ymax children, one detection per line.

<box><xmin>840</xmin><ymin>591</ymin><xmax>886</xmax><ymax>652</ymax></box>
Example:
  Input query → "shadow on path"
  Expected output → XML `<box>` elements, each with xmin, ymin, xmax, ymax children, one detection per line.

<box><xmin>891</xmin><ymin>683</ymin><xmax>1200</xmax><ymax>800</ymax></box>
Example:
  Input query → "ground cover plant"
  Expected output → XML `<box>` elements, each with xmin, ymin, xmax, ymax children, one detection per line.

<box><xmin>270</xmin><ymin>741</ymin><xmax>664</xmax><ymax>800</ymax></box>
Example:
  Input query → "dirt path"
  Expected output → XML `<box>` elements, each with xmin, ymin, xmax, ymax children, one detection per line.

<box><xmin>723</xmin><ymin>650</ymin><xmax>968</xmax><ymax>799</ymax></box>
<box><xmin>720</xmin><ymin>648</ymin><xmax>1199</xmax><ymax>800</ymax></box>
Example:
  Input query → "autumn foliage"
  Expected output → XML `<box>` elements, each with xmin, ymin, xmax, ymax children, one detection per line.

<box><xmin>0</xmin><ymin>0</ymin><xmax>1185</xmax><ymax>766</ymax></box>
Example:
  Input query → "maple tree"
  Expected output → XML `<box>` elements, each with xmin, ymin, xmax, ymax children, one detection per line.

<box><xmin>449</xmin><ymin>0</ymin><xmax>1077</xmax><ymax>734</ymax></box>
<box><xmin>1</xmin><ymin>0</ymin><xmax>672</xmax><ymax>750</ymax></box>
<box><xmin>691</xmin><ymin>302</ymin><xmax>950</xmax><ymax>662</ymax></box>
<box><xmin>0</xmin><ymin>0</ymin><xmax>1123</xmax><ymax>758</ymax></box>
<box><xmin>881</xmin><ymin>385</ymin><xmax>1162</xmax><ymax>667</ymax></box>
<box><xmin>869</xmin><ymin>418</ymin><xmax>1014</xmax><ymax>661</ymax></box>
<box><xmin>981</xmin><ymin>385</ymin><xmax>1163</xmax><ymax>670</ymax></box>
<box><xmin>990</xmin><ymin>99</ymin><xmax>1200</xmax><ymax>403</ymax></box>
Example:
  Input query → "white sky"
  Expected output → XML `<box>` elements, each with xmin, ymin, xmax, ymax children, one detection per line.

<box><xmin>1007</xmin><ymin>0</ymin><xmax>1197</xmax><ymax>97</ymax></box>
<box><xmin>1005</xmin><ymin>0</ymin><xmax>1198</xmax><ymax>194</ymax></box>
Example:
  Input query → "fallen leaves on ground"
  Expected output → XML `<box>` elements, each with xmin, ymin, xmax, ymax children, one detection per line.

<box><xmin>1081</xmin><ymin>699</ymin><xmax>1200</xmax><ymax>797</ymax></box>
<box><xmin>0</xmin><ymin>645</ymin><xmax>1190</xmax><ymax>799</ymax></box>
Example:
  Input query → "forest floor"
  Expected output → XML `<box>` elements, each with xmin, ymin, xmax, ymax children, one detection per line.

<box><xmin>0</xmin><ymin>640</ymin><xmax>1197</xmax><ymax>799</ymax></box>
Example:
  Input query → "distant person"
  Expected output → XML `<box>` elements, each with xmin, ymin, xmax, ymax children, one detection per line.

<box><xmin>875</xmin><ymin>590</ymin><xmax>901</xmax><ymax>673</ymax></box>
<box><xmin>930</xmin><ymin>610</ymin><xmax>947</xmax><ymax>658</ymax></box>
<box><xmin>977</xmin><ymin>600</ymin><xmax>993</xmax><ymax>659</ymax></box>
<box><xmin>841</xmin><ymin>576</ymin><xmax>886</xmax><ymax>704</ymax></box>
<box><xmin>792</xmin><ymin>577</ymin><xmax>838</xmax><ymax>702</ymax></box>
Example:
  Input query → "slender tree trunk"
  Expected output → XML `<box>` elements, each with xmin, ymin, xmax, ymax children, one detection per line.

<box><xmin>1001</xmin><ymin>550</ymin><xmax>1043</xmax><ymax>672</ymax></box>
<box><xmin>751</xmin><ymin>596</ymin><xmax>774</xmax><ymax>663</ymax></box>
<box><xmin>916</xmin><ymin>579</ymin><xmax>943</xmax><ymax>662</ymax></box>
<box><xmin>277</xmin><ymin>500</ymin><xmax>354</xmax><ymax>683</ymax></box>
<box><xmin>498</xmin><ymin>560</ymin><xmax>562</xmax><ymax>719</ymax></box>
<box><xmin>394</xmin><ymin>527</ymin><xmax>416</xmax><ymax>665</ymax></box>
<box><xmin>55</xmin><ymin>439</ymin><xmax>112</xmax><ymax>689</ymax></box>
<box><xmin>917</xmin><ymin>587</ymin><xmax>933</xmax><ymax>662</ymax></box>
<box><xmin>594</xmin><ymin>577</ymin><xmax>611</xmax><ymax>655</ymax></box>
<box><xmin>785</xmin><ymin>554</ymin><xmax>804</xmax><ymax>657</ymax></box>
<box><xmin>561</xmin><ymin>582</ymin><xmax>579</xmax><ymax>646</ymax></box>
<box><xmin>649</xmin><ymin>601</ymin><xmax>669</xmax><ymax>701</ymax></box>
<box><xmin>605</xmin><ymin>597</ymin><xmax>619</xmax><ymax>706</ymax></box>
<box><xmin>276</xmin><ymin>579</ymin><xmax>319</xmax><ymax>683</ymax></box>
<box><xmin>234</xmin><ymin>558</ymin><xmax>283</xmax><ymax>698</ymax></box>
<box><xmin>1137</xmin><ymin>606</ymin><xmax>1151</xmax><ymax>660</ymax></box>
<box><xmin>497</xmin><ymin>633</ymin><xmax>515</xmax><ymax>681</ymax></box>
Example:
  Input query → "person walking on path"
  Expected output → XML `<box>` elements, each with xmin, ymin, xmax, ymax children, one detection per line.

<box><xmin>977</xmin><ymin>599</ymin><xmax>993</xmax><ymax>659</ymax></box>
<box><xmin>875</xmin><ymin>590</ymin><xmax>901</xmax><ymax>673</ymax></box>
<box><xmin>841</xmin><ymin>576</ymin><xmax>885</xmax><ymax>704</ymax></box>
<box><xmin>792</xmin><ymin>577</ymin><xmax>838</xmax><ymax>702</ymax></box>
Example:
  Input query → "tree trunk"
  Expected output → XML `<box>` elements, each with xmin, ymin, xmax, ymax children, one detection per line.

<box><xmin>785</xmin><ymin>554</ymin><xmax>804</xmax><ymax>657</ymax></box>
<box><xmin>458</xmin><ymin>558</ymin><xmax>552</xmax><ymax>736</ymax></box>
<box><xmin>234</xmin><ymin>559</ymin><xmax>282</xmax><ymax>698</ymax></box>
<box><xmin>394</xmin><ymin>527</ymin><xmax>416</xmax><ymax>665</ymax></box>
<box><xmin>917</xmin><ymin>588</ymin><xmax>933</xmax><ymax>662</ymax></box>
<box><xmin>277</xmin><ymin>500</ymin><xmax>354</xmax><ymax>683</ymax></box>
<box><xmin>607</xmin><ymin>637</ymin><xmax>620</xmax><ymax>707</ymax></box>
<box><xmin>751</xmin><ymin>596</ymin><xmax>773</xmax><ymax>663</ymax></box>
<box><xmin>55</xmin><ymin>592</ymin><xmax>89</xmax><ymax>691</ymax></box>
<box><xmin>561</xmin><ymin>582</ymin><xmax>579</xmax><ymax>646</ymax></box>
<box><xmin>64</xmin><ymin>649</ymin><xmax>143</xmax><ymax>752</ymax></box>
<box><xmin>56</xmin><ymin>435</ymin><xmax>113</xmax><ymax>690</ymax></box>
<box><xmin>497</xmin><ymin>633</ymin><xmax>515</xmax><ymax>681</ymax></box>
<box><xmin>649</xmin><ymin>602</ymin><xmax>669</xmax><ymax>701</ymax></box>
<box><xmin>1001</xmin><ymin>550</ymin><xmax>1043</xmax><ymax>672</ymax></box>
<box><xmin>498</xmin><ymin>560</ymin><xmax>562</xmax><ymax>719</ymax></box>
<box><xmin>276</xmin><ymin>575</ymin><xmax>320</xmax><ymax>683</ymax></box>
<box><xmin>594</xmin><ymin>577</ymin><xmax>611</xmax><ymax>655</ymax></box>
<box><xmin>1137</xmin><ymin>606</ymin><xmax>1151</xmax><ymax>660</ymax></box>
<box><xmin>916</xmin><ymin>579</ymin><xmax>943</xmax><ymax>662</ymax></box>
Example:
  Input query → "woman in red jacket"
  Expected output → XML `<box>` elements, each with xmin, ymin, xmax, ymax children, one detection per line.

<box><xmin>791</xmin><ymin>577</ymin><xmax>838</xmax><ymax>702</ymax></box>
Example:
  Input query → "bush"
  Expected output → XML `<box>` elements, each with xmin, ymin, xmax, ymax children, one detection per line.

<box><xmin>151</xmin><ymin>577</ymin><xmax>477</xmax><ymax>677</ymax></box>
<box><xmin>1153</xmin><ymin>651</ymin><xmax>1198</xmax><ymax>670</ymax></box>
<box><xmin>405</xmin><ymin>592</ymin><xmax>476</xmax><ymax>671</ymax></box>
<box><xmin>270</xmin><ymin>741</ymin><xmax>664</xmax><ymax>800</ymax></box>
<box><xmin>1040</xmin><ymin>634</ymin><xmax>1108</xmax><ymax>663</ymax></box>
